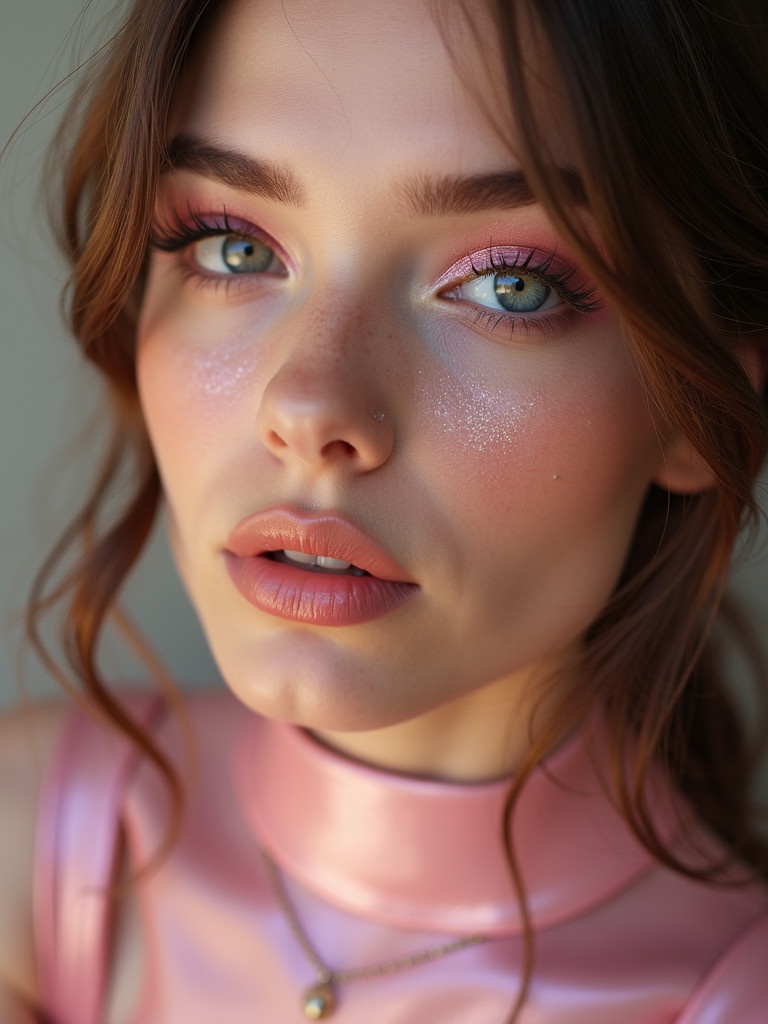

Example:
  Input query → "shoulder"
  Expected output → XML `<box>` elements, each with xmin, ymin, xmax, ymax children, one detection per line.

<box><xmin>0</xmin><ymin>699</ymin><xmax>72</xmax><ymax>1007</ymax></box>
<box><xmin>0</xmin><ymin>687</ymin><xmax>242</xmax><ymax>1014</ymax></box>
<box><xmin>676</xmin><ymin>911</ymin><xmax>768</xmax><ymax>1023</ymax></box>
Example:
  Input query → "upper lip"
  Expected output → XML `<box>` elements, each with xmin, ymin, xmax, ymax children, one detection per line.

<box><xmin>225</xmin><ymin>506</ymin><xmax>415</xmax><ymax>583</ymax></box>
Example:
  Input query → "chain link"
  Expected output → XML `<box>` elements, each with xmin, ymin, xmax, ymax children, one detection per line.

<box><xmin>260</xmin><ymin>848</ymin><xmax>487</xmax><ymax>986</ymax></box>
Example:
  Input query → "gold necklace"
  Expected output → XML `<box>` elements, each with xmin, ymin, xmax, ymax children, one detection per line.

<box><xmin>260</xmin><ymin>849</ymin><xmax>487</xmax><ymax>1019</ymax></box>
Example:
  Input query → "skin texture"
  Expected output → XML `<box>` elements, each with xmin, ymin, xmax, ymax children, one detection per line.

<box><xmin>136</xmin><ymin>0</ymin><xmax>703</xmax><ymax>781</ymax></box>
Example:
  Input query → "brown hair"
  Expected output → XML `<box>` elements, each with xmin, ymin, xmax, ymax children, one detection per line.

<box><xmin>489</xmin><ymin>0</ymin><xmax>768</xmax><ymax>864</ymax></box>
<box><xmin>26</xmin><ymin>0</ymin><xmax>768</xmax><ymax>1018</ymax></box>
<box><xmin>477</xmin><ymin>3</ymin><xmax>768</xmax><ymax>1011</ymax></box>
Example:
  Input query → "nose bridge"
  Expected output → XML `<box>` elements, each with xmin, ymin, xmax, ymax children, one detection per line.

<box><xmin>256</xmin><ymin>296</ymin><xmax>395</xmax><ymax>472</ymax></box>
<box><xmin>288</xmin><ymin>300</ymin><xmax>360</xmax><ymax>385</ymax></box>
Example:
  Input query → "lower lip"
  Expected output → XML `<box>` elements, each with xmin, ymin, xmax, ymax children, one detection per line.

<box><xmin>224</xmin><ymin>553</ymin><xmax>418</xmax><ymax>627</ymax></box>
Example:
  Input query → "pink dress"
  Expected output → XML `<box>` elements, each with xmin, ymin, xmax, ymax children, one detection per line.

<box><xmin>35</xmin><ymin>691</ymin><xmax>768</xmax><ymax>1022</ymax></box>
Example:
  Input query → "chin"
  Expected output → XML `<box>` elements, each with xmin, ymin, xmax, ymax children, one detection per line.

<box><xmin>207</xmin><ymin>629</ymin><xmax>416</xmax><ymax>732</ymax></box>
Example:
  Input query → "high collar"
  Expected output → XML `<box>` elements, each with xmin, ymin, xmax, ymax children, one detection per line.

<box><xmin>234</xmin><ymin>714</ymin><xmax>677</xmax><ymax>936</ymax></box>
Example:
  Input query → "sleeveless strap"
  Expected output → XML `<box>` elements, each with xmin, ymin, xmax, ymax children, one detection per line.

<box><xmin>34</xmin><ymin>694</ymin><xmax>163</xmax><ymax>1024</ymax></box>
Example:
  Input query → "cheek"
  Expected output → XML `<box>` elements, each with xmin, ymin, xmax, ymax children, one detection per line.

<box><xmin>418</xmin><ymin>367</ymin><xmax>540</xmax><ymax>458</ymax></box>
<box><xmin>410</xmin><ymin>349</ymin><xmax>660</xmax><ymax>662</ymax></box>
<box><xmin>415</xmin><ymin>345</ymin><xmax>660</xmax><ymax>534</ymax></box>
<box><xmin>136</xmin><ymin>301</ymin><xmax>269</xmax><ymax>507</ymax></box>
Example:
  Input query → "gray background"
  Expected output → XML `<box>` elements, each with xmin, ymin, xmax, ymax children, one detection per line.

<box><xmin>1</xmin><ymin>0</ymin><xmax>766</xmax><ymax>765</ymax></box>
<box><xmin>0</xmin><ymin>0</ymin><xmax>219</xmax><ymax>704</ymax></box>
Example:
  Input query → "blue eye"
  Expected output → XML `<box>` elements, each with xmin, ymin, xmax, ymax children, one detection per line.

<box><xmin>438</xmin><ymin>247</ymin><xmax>606</xmax><ymax>338</ymax></box>
<box><xmin>459</xmin><ymin>270</ymin><xmax>555</xmax><ymax>315</ymax></box>
<box><xmin>193</xmin><ymin>234</ymin><xmax>282</xmax><ymax>275</ymax></box>
<box><xmin>492</xmin><ymin>273</ymin><xmax>550</xmax><ymax>312</ymax></box>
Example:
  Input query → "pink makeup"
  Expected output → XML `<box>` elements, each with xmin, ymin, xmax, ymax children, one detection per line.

<box><xmin>224</xmin><ymin>507</ymin><xmax>419</xmax><ymax>626</ymax></box>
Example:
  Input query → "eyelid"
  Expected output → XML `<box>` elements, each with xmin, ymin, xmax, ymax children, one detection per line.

<box><xmin>432</xmin><ymin>243</ymin><xmax>605</xmax><ymax>319</ymax></box>
<box><xmin>149</xmin><ymin>206</ymin><xmax>293</xmax><ymax>273</ymax></box>
<box><xmin>432</xmin><ymin>246</ymin><xmax>575</xmax><ymax>293</ymax></box>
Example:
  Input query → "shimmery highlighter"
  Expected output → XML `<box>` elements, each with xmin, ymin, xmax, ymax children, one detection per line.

<box><xmin>416</xmin><ymin>366</ymin><xmax>539</xmax><ymax>456</ymax></box>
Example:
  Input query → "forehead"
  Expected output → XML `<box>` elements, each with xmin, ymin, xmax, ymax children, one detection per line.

<box><xmin>173</xmin><ymin>0</ymin><xmax>519</xmax><ymax>178</ymax></box>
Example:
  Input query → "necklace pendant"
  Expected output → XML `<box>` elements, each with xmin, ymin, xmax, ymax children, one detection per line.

<box><xmin>302</xmin><ymin>979</ymin><xmax>337</xmax><ymax>1019</ymax></box>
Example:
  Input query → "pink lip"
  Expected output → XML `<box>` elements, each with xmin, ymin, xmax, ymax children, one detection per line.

<box><xmin>223</xmin><ymin>506</ymin><xmax>419</xmax><ymax>626</ymax></box>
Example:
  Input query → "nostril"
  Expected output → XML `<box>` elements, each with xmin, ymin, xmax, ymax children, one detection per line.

<box><xmin>267</xmin><ymin>430</ymin><xmax>288</xmax><ymax>449</ymax></box>
<box><xmin>320</xmin><ymin>439</ymin><xmax>357</xmax><ymax>459</ymax></box>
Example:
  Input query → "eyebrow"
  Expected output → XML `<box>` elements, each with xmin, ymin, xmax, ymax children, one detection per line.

<box><xmin>165</xmin><ymin>134</ymin><xmax>305</xmax><ymax>206</ymax></box>
<box><xmin>164</xmin><ymin>133</ymin><xmax>585</xmax><ymax>216</ymax></box>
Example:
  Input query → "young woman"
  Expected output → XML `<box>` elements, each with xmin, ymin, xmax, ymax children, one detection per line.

<box><xmin>1</xmin><ymin>0</ymin><xmax>767</xmax><ymax>1021</ymax></box>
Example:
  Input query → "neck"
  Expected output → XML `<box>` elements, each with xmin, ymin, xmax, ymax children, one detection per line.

<box><xmin>311</xmin><ymin>664</ymin><xmax>569</xmax><ymax>783</ymax></box>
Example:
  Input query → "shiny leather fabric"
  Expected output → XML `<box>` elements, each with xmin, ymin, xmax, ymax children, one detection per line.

<box><xmin>36</xmin><ymin>692</ymin><xmax>768</xmax><ymax>1023</ymax></box>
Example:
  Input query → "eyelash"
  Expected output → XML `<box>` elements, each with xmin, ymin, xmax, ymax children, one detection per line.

<box><xmin>149</xmin><ymin>210</ymin><xmax>605</xmax><ymax>335</ymax></box>
<box><xmin>150</xmin><ymin>208</ymin><xmax>285</xmax><ymax>293</ymax></box>
<box><xmin>152</xmin><ymin>208</ymin><xmax>238</xmax><ymax>251</ymax></box>
<box><xmin>441</xmin><ymin>247</ymin><xmax>605</xmax><ymax>338</ymax></box>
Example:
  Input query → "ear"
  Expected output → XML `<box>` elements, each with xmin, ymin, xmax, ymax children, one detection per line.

<box><xmin>651</xmin><ymin>436</ymin><xmax>715</xmax><ymax>495</ymax></box>
<box><xmin>651</xmin><ymin>333</ymin><xmax>768</xmax><ymax>496</ymax></box>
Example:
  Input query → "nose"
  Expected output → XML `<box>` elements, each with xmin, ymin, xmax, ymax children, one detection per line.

<box><xmin>256</xmin><ymin>330</ymin><xmax>395</xmax><ymax>474</ymax></box>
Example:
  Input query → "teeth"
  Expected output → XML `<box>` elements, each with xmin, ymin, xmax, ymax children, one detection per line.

<box><xmin>317</xmin><ymin>554</ymin><xmax>353</xmax><ymax>570</ymax></box>
<box><xmin>280</xmin><ymin>549</ymin><xmax>365</xmax><ymax>574</ymax></box>
<box><xmin>283</xmin><ymin>549</ymin><xmax>317</xmax><ymax>566</ymax></box>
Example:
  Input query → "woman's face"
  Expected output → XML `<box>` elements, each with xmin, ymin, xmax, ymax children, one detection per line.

<box><xmin>137</xmin><ymin>0</ymin><xmax>671</xmax><ymax>777</ymax></box>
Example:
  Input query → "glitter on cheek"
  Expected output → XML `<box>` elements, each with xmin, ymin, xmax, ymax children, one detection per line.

<box><xmin>416</xmin><ymin>367</ymin><xmax>540</xmax><ymax>455</ymax></box>
<box><xmin>143</xmin><ymin>326</ymin><xmax>273</xmax><ymax>444</ymax></box>
<box><xmin>191</xmin><ymin>341</ymin><xmax>266</xmax><ymax>398</ymax></box>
